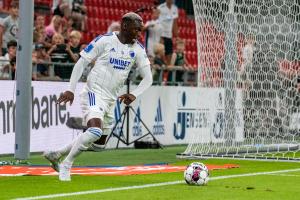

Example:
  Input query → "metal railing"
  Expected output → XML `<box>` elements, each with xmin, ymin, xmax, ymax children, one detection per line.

<box><xmin>0</xmin><ymin>60</ymin><xmax>198</xmax><ymax>86</ymax></box>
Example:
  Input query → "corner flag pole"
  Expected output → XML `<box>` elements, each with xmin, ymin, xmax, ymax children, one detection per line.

<box><xmin>14</xmin><ymin>0</ymin><xmax>34</xmax><ymax>159</ymax></box>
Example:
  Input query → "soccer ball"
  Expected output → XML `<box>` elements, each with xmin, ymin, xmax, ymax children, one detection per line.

<box><xmin>184</xmin><ymin>162</ymin><xmax>209</xmax><ymax>186</ymax></box>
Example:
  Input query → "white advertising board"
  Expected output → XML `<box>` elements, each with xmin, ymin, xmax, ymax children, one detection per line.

<box><xmin>0</xmin><ymin>81</ymin><xmax>244</xmax><ymax>154</ymax></box>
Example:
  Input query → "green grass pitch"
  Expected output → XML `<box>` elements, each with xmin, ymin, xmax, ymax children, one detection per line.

<box><xmin>1</xmin><ymin>146</ymin><xmax>300</xmax><ymax>200</ymax></box>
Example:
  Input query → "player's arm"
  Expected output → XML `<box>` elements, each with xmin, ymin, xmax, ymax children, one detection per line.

<box><xmin>119</xmin><ymin>65</ymin><xmax>153</xmax><ymax>105</ymax></box>
<box><xmin>119</xmin><ymin>45</ymin><xmax>153</xmax><ymax>105</ymax></box>
<box><xmin>57</xmin><ymin>57</ymin><xmax>89</xmax><ymax>105</ymax></box>
<box><xmin>131</xmin><ymin>65</ymin><xmax>153</xmax><ymax>97</ymax></box>
<box><xmin>57</xmin><ymin>35</ymin><xmax>105</xmax><ymax>105</ymax></box>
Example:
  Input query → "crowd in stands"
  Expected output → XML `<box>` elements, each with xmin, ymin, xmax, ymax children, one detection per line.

<box><xmin>0</xmin><ymin>0</ymin><xmax>197</xmax><ymax>86</ymax></box>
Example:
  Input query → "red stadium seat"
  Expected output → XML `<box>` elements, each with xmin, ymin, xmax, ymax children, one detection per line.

<box><xmin>108</xmin><ymin>0</ymin><xmax>114</xmax><ymax>8</ymax></box>
<box><xmin>85</xmin><ymin>0</ymin><xmax>91</xmax><ymax>6</ymax></box>
<box><xmin>102</xmin><ymin>0</ymin><xmax>110</xmax><ymax>7</ymax></box>
<box><xmin>178</xmin><ymin>9</ymin><xmax>186</xmax><ymax>18</ymax></box>
<box><xmin>93</xmin><ymin>7</ymin><xmax>100</xmax><ymax>18</ymax></box>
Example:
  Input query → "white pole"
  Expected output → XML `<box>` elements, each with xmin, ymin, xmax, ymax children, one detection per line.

<box><xmin>14</xmin><ymin>0</ymin><xmax>34</xmax><ymax>159</ymax></box>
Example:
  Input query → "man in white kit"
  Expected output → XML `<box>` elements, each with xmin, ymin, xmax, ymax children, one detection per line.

<box><xmin>43</xmin><ymin>12</ymin><xmax>153</xmax><ymax>181</ymax></box>
<box><xmin>158</xmin><ymin>0</ymin><xmax>178</xmax><ymax>65</ymax></box>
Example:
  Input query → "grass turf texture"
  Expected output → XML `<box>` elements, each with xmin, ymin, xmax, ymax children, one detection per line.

<box><xmin>0</xmin><ymin>145</ymin><xmax>300</xmax><ymax>200</ymax></box>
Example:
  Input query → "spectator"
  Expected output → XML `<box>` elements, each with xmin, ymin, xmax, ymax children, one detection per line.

<box><xmin>152</xmin><ymin>43</ymin><xmax>166</xmax><ymax>84</ymax></box>
<box><xmin>240</xmin><ymin>34</ymin><xmax>255</xmax><ymax>89</ymax></box>
<box><xmin>62</xmin><ymin>17</ymin><xmax>74</xmax><ymax>39</ymax></box>
<box><xmin>144</xmin><ymin>8</ymin><xmax>162</xmax><ymax>58</ymax></box>
<box><xmin>33</xmin><ymin>28</ymin><xmax>53</xmax><ymax>50</ymax></box>
<box><xmin>68</xmin><ymin>30</ymin><xmax>82</xmax><ymax>62</ymax></box>
<box><xmin>107</xmin><ymin>21</ymin><xmax>120</xmax><ymax>33</ymax></box>
<box><xmin>52</xmin><ymin>0</ymin><xmax>72</xmax><ymax>18</ymax></box>
<box><xmin>0</xmin><ymin>1</ymin><xmax>18</xmax><ymax>56</ymax></box>
<box><xmin>170</xmin><ymin>39</ymin><xmax>193</xmax><ymax>85</ymax></box>
<box><xmin>0</xmin><ymin>40</ymin><xmax>17</xmax><ymax>79</ymax></box>
<box><xmin>9</xmin><ymin>56</ymin><xmax>16</xmax><ymax>79</ymax></box>
<box><xmin>34</xmin><ymin>15</ymin><xmax>45</xmax><ymax>34</ymax></box>
<box><xmin>45</xmin><ymin>15</ymin><xmax>63</xmax><ymax>39</ymax></box>
<box><xmin>240</xmin><ymin>34</ymin><xmax>256</xmax><ymax>138</ymax></box>
<box><xmin>47</xmin><ymin>33</ymin><xmax>75</xmax><ymax>80</ymax></box>
<box><xmin>71</xmin><ymin>0</ymin><xmax>87</xmax><ymax>31</ymax></box>
<box><xmin>158</xmin><ymin>0</ymin><xmax>178</xmax><ymax>65</ymax></box>
<box><xmin>153</xmin><ymin>43</ymin><xmax>166</xmax><ymax>68</ymax></box>
<box><xmin>32</xmin><ymin>43</ymin><xmax>51</xmax><ymax>79</ymax></box>
<box><xmin>170</xmin><ymin>39</ymin><xmax>191</xmax><ymax>68</ymax></box>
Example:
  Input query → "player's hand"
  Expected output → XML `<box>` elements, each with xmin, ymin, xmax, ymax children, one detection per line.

<box><xmin>119</xmin><ymin>94</ymin><xmax>136</xmax><ymax>105</ymax></box>
<box><xmin>57</xmin><ymin>91</ymin><xmax>74</xmax><ymax>105</ymax></box>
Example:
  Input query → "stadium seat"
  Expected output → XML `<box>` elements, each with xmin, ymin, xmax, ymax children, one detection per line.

<box><xmin>93</xmin><ymin>7</ymin><xmax>100</xmax><ymax>18</ymax></box>
<box><xmin>108</xmin><ymin>0</ymin><xmax>115</xmax><ymax>8</ymax></box>
<box><xmin>178</xmin><ymin>9</ymin><xmax>186</xmax><ymax>18</ymax></box>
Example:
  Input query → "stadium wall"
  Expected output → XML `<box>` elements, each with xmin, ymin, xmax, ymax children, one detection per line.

<box><xmin>0</xmin><ymin>81</ymin><xmax>245</xmax><ymax>154</ymax></box>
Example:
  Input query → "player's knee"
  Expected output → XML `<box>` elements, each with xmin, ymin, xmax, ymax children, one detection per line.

<box><xmin>86</xmin><ymin>127</ymin><xmax>103</xmax><ymax>138</ymax></box>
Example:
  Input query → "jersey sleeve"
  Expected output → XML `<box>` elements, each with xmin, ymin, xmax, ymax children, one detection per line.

<box><xmin>173</xmin><ymin>6</ymin><xmax>179</xmax><ymax>19</ymax></box>
<box><xmin>135</xmin><ymin>45</ymin><xmax>151</xmax><ymax>69</ymax></box>
<box><xmin>80</xmin><ymin>35</ymin><xmax>106</xmax><ymax>63</ymax></box>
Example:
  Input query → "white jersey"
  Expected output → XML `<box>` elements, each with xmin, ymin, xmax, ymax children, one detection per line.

<box><xmin>158</xmin><ymin>2</ymin><xmax>178</xmax><ymax>38</ymax></box>
<box><xmin>145</xmin><ymin>19</ymin><xmax>163</xmax><ymax>57</ymax></box>
<box><xmin>80</xmin><ymin>32</ymin><xmax>150</xmax><ymax>99</ymax></box>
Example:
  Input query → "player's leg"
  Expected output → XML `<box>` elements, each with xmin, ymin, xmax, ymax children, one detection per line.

<box><xmin>43</xmin><ymin>151</ymin><xmax>62</xmax><ymax>172</ymax></box>
<box><xmin>163</xmin><ymin>37</ymin><xmax>173</xmax><ymax>65</ymax></box>
<box><xmin>43</xmin><ymin>91</ymin><xmax>89</xmax><ymax>172</ymax></box>
<box><xmin>90</xmin><ymin>104</ymin><xmax>115</xmax><ymax>150</ymax></box>
<box><xmin>58</xmin><ymin>90</ymin><xmax>108</xmax><ymax>181</ymax></box>
<box><xmin>43</xmin><ymin>134</ymin><xmax>83</xmax><ymax>172</ymax></box>
<box><xmin>59</xmin><ymin>118</ymin><xmax>103</xmax><ymax>181</ymax></box>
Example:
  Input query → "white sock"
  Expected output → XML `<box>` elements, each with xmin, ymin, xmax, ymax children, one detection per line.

<box><xmin>63</xmin><ymin>127</ymin><xmax>102</xmax><ymax>165</ymax></box>
<box><xmin>56</xmin><ymin>137</ymin><xmax>79</xmax><ymax>156</ymax></box>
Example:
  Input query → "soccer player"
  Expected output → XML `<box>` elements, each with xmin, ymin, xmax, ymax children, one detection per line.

<box><xmin>43</xmin><ymin>12</ymin><xmax>153</xmax><ymax>181</ymax></box>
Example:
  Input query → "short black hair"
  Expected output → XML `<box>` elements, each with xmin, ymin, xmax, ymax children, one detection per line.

<box><xmin>7</xmin><ymin>40</ymin><xmax>17</xmax><ymax>49</ymax></box>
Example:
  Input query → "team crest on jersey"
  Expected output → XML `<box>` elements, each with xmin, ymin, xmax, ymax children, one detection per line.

<box><xmin>129</xmin><ymin>51</ymin><xmax>135</xmax><ymax>58</ymax></box>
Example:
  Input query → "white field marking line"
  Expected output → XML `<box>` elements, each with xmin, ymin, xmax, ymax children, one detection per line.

<box><xmin>265</xmin><ymin>174</ymin><xmax>300</xmax><ymax>177</ymax></box>
<box><xmin>14</xmin><ymin>168</ymin><xmax>300</xmax><ymax>200</ymax></box>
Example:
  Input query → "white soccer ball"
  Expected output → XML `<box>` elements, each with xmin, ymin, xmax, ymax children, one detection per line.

<box><xmin>184</xmin><ymin>162</ymin><xmax>209</xmax><ymax>186</ymax></box>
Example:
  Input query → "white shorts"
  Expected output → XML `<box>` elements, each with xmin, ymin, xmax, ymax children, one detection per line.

<box><xmin>79</xmin><ymin>88</ymin><xmax>115</xmax><ymax>131</ymax></box>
